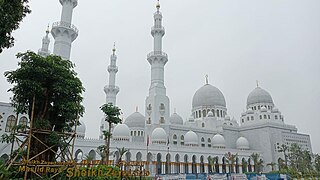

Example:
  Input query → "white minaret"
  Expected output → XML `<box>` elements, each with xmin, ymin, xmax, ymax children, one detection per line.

<box><xmin>145</xmin><ymin>1</ymin><xmax>170</xmax><ymax>125</ymax></box>
<box><xmin>104</xmin><ymin>44</ymin><xmax>120</xmax><ymax>105</ymax></box>
<box><xmin>51</xmin><ymin>0</ymin><xmax>78</xmax><ymax>60</ymax></box>
<box><xmin>38</xmin><ymin>26</ymin><xmax>51</xmax><ymax>57</ymax></box>
<box><xmin>100</xmin><ymin>45</ymin><xmax>120</xmax><ymax>139</ymax></box>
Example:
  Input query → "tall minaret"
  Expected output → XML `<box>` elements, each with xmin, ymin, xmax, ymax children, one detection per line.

<box><xmin>104</xmin><ymin>44</ymin><xmax>120</xmax><ymax>105</ymax></box>
<box><xmin>51</xmin><ymin>0</ymin><xmax>78</xmax><ymax>60</ymax></box>
<box><xmin>38</xmin><ymin>26</ymin><xmax>51</xmax><ymax>57</ymax></box>
<box><xmin>100</xmin><ymin>45</ymin><xmax>120</xmax><ymax>140</ymax></box>
<box><xmin>145</xmin><ymin>1</ymin><xmax>170</xmax><ymax>125</ymax></box>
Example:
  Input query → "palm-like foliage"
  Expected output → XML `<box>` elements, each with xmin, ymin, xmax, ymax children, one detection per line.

<box><xmin>208</xmin><ymin>156</ymin><xmax>218</xmax><ymax>173</ymax></box>
<box><xmin>250</xmin><ymin>153</ymin><xmax>263</xmax><ymax>172</ymax></box>
<box><xmin>100</xmin><ymin>103</ymin><xmax>122</xmax><ymax>165</ymax></box>
<box><xmin>225</xmin><ymin>152</ymin><xmax>238</xmax><ymax>173</ymax></box>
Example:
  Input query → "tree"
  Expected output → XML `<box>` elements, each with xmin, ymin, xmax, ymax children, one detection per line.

<box><xmin>4</xmin><ymin>51</ymin><xmax>84</xmax><ymax>162</ymax></box>
<box><xmin>208</xmin><ymin>156</ymin><xmax>218</xmax><ymax>173</ymax></box>
<box><xmin>0</xmin><ymin>0</ymin><xmax>31</xmax><ymax>53</ymax></box>
<box><xmin>250</xmin><ymin>153</ymin><xmax>263</xmax><ymax>172</ymax></box>
<box><xmin>225</xmin><ymin>152</ymin><xmax>238</xmax><ymax>173</ymax></box>
<box><xmin>100</xmin><ymin>103</ymin><xmax>122</xmax><ymax>165</ymax></box>
<box><xmin>314</xmin><ymin>154</ymin><xmax>320</xmax><ymax>173</ymax></box>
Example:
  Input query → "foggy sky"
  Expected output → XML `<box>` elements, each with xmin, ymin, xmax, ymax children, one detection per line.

<box><xmin>0</xmin><ymin>0</ymin><xmax>319</xmax><ymax>153</ymax></box>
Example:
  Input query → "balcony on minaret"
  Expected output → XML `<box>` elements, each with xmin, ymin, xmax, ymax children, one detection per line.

<box><xmin>147</xmin><ymin>51</ymin><xmax>168</xmax><ymax>65</ymax></box>
<box><xmin>51</xmin><ymin>21</ymin><xmax>79</xmax><ymax>42</ymax></box>
<box><xmin>107</xmin><ymin>65</ymin><xmax>118</xmax><ymax>73</ymax></box>
<box><xmin>104</xmin><ymin>85</ymin><xmax>119</xmax><ymax>94</ymax></box>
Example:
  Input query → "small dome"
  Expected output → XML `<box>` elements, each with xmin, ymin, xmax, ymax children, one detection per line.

<box><xmin>212</xmin><ymin>134</ymin><xmax>226</xmax><ymax>148</ymax></box>
<box><xmin>236</xmin><ymin>137</ymin><xmax>250</xmax><ymax>150</ymax></box>
<box><xmin>124</xmin><ymin>112</ymin><xmax>145</xmax><ymax>128</ymax></box>
<box><xmin>225</xmin><ymin>115</ymin><xmax>231</xmax><ymax>121</ymax></box>
<box><xmin>151</xmin><ymin>127</ymin><xmax>167</xmax><ymax>144</ymax></box>
<box><xmin>76</xmin><ymin>119</ymin><xmax>86</xmax><ymax>138</ymax></box>
<box><xmin>247</xmin><ymin>108</ymin><xmax>254</xmax><ymax>114</ymax></box>
<box><xmin>261</xmin><ymin>106</ymin><xmax>267</xmax><ymax>112</ymax></box>
<box><xmin>184</xmin><ymin>131</ymin><xmax>198</xmax><ymax>146</ymax></box>
<box><xmin>207</xmin><ymin>111</ymin><xmax>214</xmax><ymax>117</ymax></box>
<box><xmin>192</xmin><ymin>84</ymin><xmax>226</xmax><ymax>108</ymax></box>
<box><xmin>113</xmin><ymin>124</ymin><xmax>130</xmax><ymax>138</ymax></box>
<box><xmin>247</xmin><ymin>87</ymin><xmax>274</xmax><ymax>107</ymax></box>
<box><xmin>170</xmin><ymin>113</ymin><xmax>183</xmax><ymax>125</ymax></box>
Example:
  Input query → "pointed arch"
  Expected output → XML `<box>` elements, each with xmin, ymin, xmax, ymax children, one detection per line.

<box><xmin>192</xmin><ymin>155</ymin><xmax>197</xmax><ymax>174</ymax></box>
<box><xmin>156</xmin><ymin>153</ymin><xmax>162</xmax><ymax>175</ymax></box>
<box><xmin>175</xmin><ymin>154</ymin><xmax>180</xmax><ymax>173</ymax></box>
<box><xmin>200</xmin><ymin>155</ymin><xmax>205</xmax><ymax>173</ymax></box>
<box><xmin>184</xmin><ymin>154</ymin><xmax>188</xmax><ymax>173</ymax></box>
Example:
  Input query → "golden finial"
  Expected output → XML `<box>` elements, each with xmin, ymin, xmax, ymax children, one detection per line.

<box><xmin>256</xmin><ymin>80</ymin><xmax>259</xmax><ymax>87</ymax></box>
<box><xmin>135</xmin><ymin>106</ymin><xmax>138</xmax><ymax>112</ymax></box>
<box><xmin>112</xmin><ymin>42</ymin><xmax>116</xmax><ymax>55</ymax></box>
<box><xmin>156</xmin><ymin>0</ymin><xmax>160</xmax><ymax>10</ymax></box>
<box><xmin>205</xmin><ymin>75</ymin><xmax>209</xmax><ymax>85</ymax></box>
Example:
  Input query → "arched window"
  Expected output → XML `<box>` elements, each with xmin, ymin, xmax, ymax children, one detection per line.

<box><xmin>268</xmin><ymin>115</ymin><xmax>270</xmax><ymax>119</ymax></box>
<box><xmin>251</xmin><ymin>116</ymin><xmax>254</xmax><ymax>120</ymax></box>
<box><xmin>160</xmin><ymin>103</ymin><xmax>165</xmax><ymax>110</ymax></box>
<box><xmin>258</xmin><ymin>106</ymin><xmax>260</xmax><ymax>110</ymax></box>
<box><xmin>212</xmin><ymin>109</ymin><xmax>215</xmax><ymax>117</ymax></box>
<box><xmin>199</xmin><ymin>110</ymin><xmax>201</xmax><ymax>118</ymax></box>
<box><xmin>160</xmin><ymin>117</ymin><xmax>165</xmax><ymax>124</ymax></box>
<box><xmin>19</xmin><ymin>116</ymin><xmax>28</xmax><ymax>131</ymax></box>
<box><xmin>5</xmin><ymin>115</ymin><xmax>17</xmax><ymax>132</ymax></box>
<box><xmin>147</xmin><ymin>104</ymin><xmax>152</xmax><ymax>111</ymax></box>
<box><xmin>138</xmin><ymin>131</ymin><xmax>140</xmax><ymax>136</ymax></box>
<box><xmin>173</xmin><ymin>134</ymin><xmax>177</xmax><ymax>145</ymax></box>
<box><xmin>180</xmin><ymin>135</ymin><xmax>184</xmax><ymax>145</ymax></box>
<box><xmin>275</xmin><ymin>115</ymin><xmax>278</xmax><ymax>120</ymax></box>
<box><xmin>131</xmin><ymin>131</ymin><xmax>133</xmax><ymax>136</ymax></box>
<box><xmin>195</xmin><ymin>111</ymin><xmax>198</xmax><ymax>118</ymax></box>
<box><xmin>134</xmin><ymin>131</ymin><xmax>137</xmax><ymax>136</ymax></box>
<box><xmin>217</xmin><ymin>110</ymin><xmax>220</xmax><ymax>117</ymax></box>
<box><xmin>242</xmin><ymin>119</ymin><xmax>244</xmax><ymax>123</ymax></box>
<box><xmin>207</xmin><ymin>138</ymin><xmax>211</xmax><ymax>147</ymax></box>
<box><xmin>247</xmin><ymin>117</ymin><xmax>249</xmax><ymax>121</ymax></box>
<box><xmin>201</xmin><ymin>137</ymin><xmax>205</xmax><ymax>147</ymax></box>
<box><xmin>202</xmin><ymin>123</ymin><xmax>205</xmax><ymax>127</ymax></box>
<box><xmin>147</xmin><ymin>117</ymin><xmax>151</xmax><ymax>124</ymax></box>
<box><xmin>260</xmin><ymin>115</ymin><xmax>262</xmax><ymax>119</ymax></box>
<box><xmin>264</xmin><ymin>115</ymin><xmax>267</xmax><ymax>119</ymax></box>
<box><xmin>203</xmin><ymin>110</ymin><xmax>206</xmax><ymax>117</ymax></box>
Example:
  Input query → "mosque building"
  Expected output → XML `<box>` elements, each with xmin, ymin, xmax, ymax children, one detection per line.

<box><xmin>0</xmin><ymin>0</ymin><xmax>312</xmax><ymax>175</ymax></box>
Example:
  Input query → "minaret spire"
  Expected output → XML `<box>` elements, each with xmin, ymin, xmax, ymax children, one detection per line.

<box><xmin>145</xmin><ymin>1</ymin><xmax>170</xmax><ymax>125</ymax></box>
<box><xmin>38</xmin><ymin>25</ymin><xmax>51</xmax><ymax>57</ymax></box>
<box><xmin>104</xmin><ymin>44</ymin><xmax>119</xmax><ymax>105</ymax></box>
<box><xmin>51</xmin><ymin>0</ymin><xmax>78</xmax><ymax>60</ymax></box>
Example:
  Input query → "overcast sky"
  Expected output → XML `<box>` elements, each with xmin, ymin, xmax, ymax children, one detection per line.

<box><xmin>0</xmin><ymin>0</ymin><xmax>319</xmax><ymax>153</ymax></box>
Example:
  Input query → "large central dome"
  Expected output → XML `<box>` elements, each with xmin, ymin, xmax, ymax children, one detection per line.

<box><xmin>192</xmin><ymin>84</ymin><xmax>226</xmax><ymax>108</ymax></box>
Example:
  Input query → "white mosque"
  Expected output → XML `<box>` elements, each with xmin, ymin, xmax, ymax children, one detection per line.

<box><xmin>0</xmin><ymin>0</ymin><xmax>312</xmax><ymax>176</ymax></box>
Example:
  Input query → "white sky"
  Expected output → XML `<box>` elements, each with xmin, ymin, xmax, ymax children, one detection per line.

<box><xmin>0</xmin><ymin>0</ymin><xmax>319</xmax><ymax>153</ymax></box>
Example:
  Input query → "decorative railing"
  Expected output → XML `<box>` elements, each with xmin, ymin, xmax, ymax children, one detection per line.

<box><xmin>151</xmin><ymin>26</ymin><xmax>165</xmax><ymax>32</ymax></box>
<box><xmin>52</xmin><ymin>21</ymin><xmax>79</xmax><ymax>34</ymax></box>
<box><xmin>104</xmin><ymin>85</ymin><xmax>119</xmax><ymax>91</ymax></box>
<box><xmin>147</xmin><ymin>51</ymin><xmax>168</xmax><ymax>59</ymax></box>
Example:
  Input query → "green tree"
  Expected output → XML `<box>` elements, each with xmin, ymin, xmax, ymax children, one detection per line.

<box><xmin>250</xmin><ymin>153</ymin><xmax>263</xmax><ymax>172</ymax></box>
<box><xmin>208</xmin><ymin>156</ymin><xmax>218</xmax><ymax>173</ymax></box>
<box><xmin>0</xmin><ymin>0</ymin><xmax>31</xmax><ymax>53</ymax></box>
<box><xmin>225</xmin><ymin>152</ymin><xmax>238</xmax><ymax>173</ymax></box>
<box><xmin>100</xmin><ymin>103</ymin><xmax>122</xmax><ymax>165</ymax></box>
<box><xmin>314</xmin><ymin>154</ymin><xmax>320</xmax><ymax>173</ymax></box>
<box><xmin>4</xmin><ymin>51</ymin><xmax>84</xmax><ymax>162</ymax></box>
